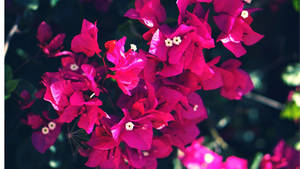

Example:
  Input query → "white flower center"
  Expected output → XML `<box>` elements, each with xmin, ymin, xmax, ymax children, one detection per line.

<box><xmin>204</xmin><ymin>153</ymin><xmax>214</xmax><ymax>163</ymax></box>
<box><xmin>70</xmin><ymin>63</ymin><xmax>79</xmax><ymax>71</ymax></box>
<box><xmin>172</xmin><ymin>36</ymin><xmax>182</xmax><ymax>45</ymax></box>
<box><xmin>193</xmin><ymin>104</ymin><xmax>199</xmax><ymax>111</ymax></box>
<box><xmin>165</xmin><ymin>38</ymin><xmax>173</xmax><ymax>47</ymax></box>
<box><xmin>125</xmin><ymin>122</ymin><xmax>134</xmax><ymax>131</ymax></box>
<box><xmin>48</xmin><ymin>121</ymin><xmax>56</xmax><ymax>130</ymax></box>
<box><xmin>241</xmin><ymin>10</ymin><xmax>249</xmax><ymax>19</ymax></box>
<box><xmin>42</xmin><ymin>127</ymin><xmax>49</xmax><ymax>135</ymax></box>
<box><xmin>130</xmin><ymin>44</ymin><xmax>137</xmax><ymax>52</ymax></box>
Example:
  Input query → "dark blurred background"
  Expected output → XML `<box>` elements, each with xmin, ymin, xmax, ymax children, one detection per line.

<box><xmin>5</xmin><ymin>0</ymin><xmax>299</xmax><ymax>168</ymax></box>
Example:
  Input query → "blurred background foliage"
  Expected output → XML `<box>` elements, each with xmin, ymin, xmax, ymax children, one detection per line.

<box><xmin>5</xmin><ymin>0</ymin><xmax>300</xmax><ymax>168</ymax></box>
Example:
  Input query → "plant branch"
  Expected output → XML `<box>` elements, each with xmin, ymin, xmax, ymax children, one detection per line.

<box><xmin>209</xmin><ymin>127</ymin><xmax>228</xmax><ymax>150</ymax></box>
<box><xmin>245</xmin><ymin>92</ymin><xmax>284</xmax><ymax>110</ymax></box>
<box><xmin>4</xmin><ymin>15</ymin><xmax>21</xmax><ymax>57</ymax></box>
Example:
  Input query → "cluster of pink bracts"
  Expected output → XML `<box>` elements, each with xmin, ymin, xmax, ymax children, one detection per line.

<box><xmin>20</xmin><ymin>0</ymin><xmax>280</xmax><ymax>168</ymax></box>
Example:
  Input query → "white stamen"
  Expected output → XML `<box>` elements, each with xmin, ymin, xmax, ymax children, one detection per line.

<box><xmin>241</xmin><ymin>10</ymin><xmax>249</xmax><ymax>19</ymax></box>
<box><xmin>172</xmin><ymin>36</ymin><xmax>182</xmax><ymax>45</ymax></box>
<box><xmin>130</xmin><ymin>44</ymin><xmax>137</xmax><ymax>52</ymax></box>
<box><xmin>48</xmin><ymin>121</ymin><xmax>56</xmax><ymax>130</ymax></box>
<box><xmin>143</xmin><ymin>151</ymin><xmax>150</xmax><ymax>157</ymax></box>
<box><xmin>220</xmin><ymin>37</ymin><xmax>230</xmax><ymax>43</ymax></box>
<box><xmin>70</xmin><ymin>63</ymin><xmax>79</xmax><ymax>71</ymax></box>
<box><xmin>204</xmin><ymin>153</ymin><xmax>214</xmax><ymax>163</ymax></box>
<box><xmin>229</xmin><ymin>34</ymin><xmax>240</xmax><ymax>43</ymax></box>
<box><xmin>125</xmin><ymin>122</ymin><xmax>135</xmax><ymax>131</ymax></box>
<box><xmin>143</xmin><ymin>19</ymin><xmax>154</xmax><ymax>28</ymax></box>
<box><xmin>221</xmin><ymin>34</ymin><xmax>240</xmax><ymax>44</ymax></box>
<box><xmin>89</xmin><ymin>93</ymin><xmax>95</xmax><ymax>99</ymax></box>
<box><xmin>165</xmin><ymin>38</ymin><xmax>173</xmax><ymax>47</ymax></box>
<box><xmin>124</xmin><ymin>158</ymin><xmax>129</xmax><ymax>164</ymax></box>
<box><xmin>193</xmin><ymin>104</ymin><xmax>199</xmax><ymax>111</ymax></box>
<box><xmin>42</xmin><ymin>127</ymin><xmax>49</xmax><ymax>135</ymax></box>
<box><xmin>156</xmin><ymin>124</ymin><xmax>166</xmax><ymax>130</ymax></box>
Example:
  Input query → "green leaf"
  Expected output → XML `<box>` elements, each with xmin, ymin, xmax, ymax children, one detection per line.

<box><xmin>5</xmin><ymin>94</ymin><xmax>11</xmax><ymax>100</ymax></box>
<box><xmin>173</xmin><ymin>158</ymin><xmax>183</xmax><ymax>169</ymax></box>
<box><xmin>282</xmin><ymin>63</ymin><xmax>300</xmax><ymax>86</ymax></box>
<box><xmin>6</xmin><ymin>79</ymin><xmax>20</xmax><ymax>94</ymax></box>
<box><xmin>16</xmin><ymin>48</ymin><xmax>29</xmax><ymax>60</ymax></box>
<box><xmin>14</xmin><ymin>0</ymin><xmax>39</xmax><ymax>10</ymax></box>
<box><xmin>293</xmin><ymin>0</ymin><xmax>299</xmax><ymax>12</ymax></box>
<box><xmin>250</xmin><ymin>152</ymin><xmax>263</xmax><ymax>169</ymax></box>
<box><xmin>50</xmin><ymin>0</ymin><xmax>60</xmax><ymax>7</ymax></box>
<box><xmin>280</xmin><ymin>102</ymin><xmax>300</xmax><ymax>120</ymax></box>
<box><xmin>5</xmin><ymin>65</ymin><xmax>13</xmax><ymax>82</ymax></box>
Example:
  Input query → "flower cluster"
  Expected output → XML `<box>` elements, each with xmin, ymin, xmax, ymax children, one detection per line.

<box><xmin>260</xmin><ymin>140</ymin><xmax>300</xmax><ymax>169</ymax></box>
<box><xmin>23</xmin><ymin>0</ymin><xmax>264</xmax><ymax>168</ymax></box>
<box><xmin>179</xmin><ymin>138</ymin><xmax>248</xmax><ymax>169</ymax></box>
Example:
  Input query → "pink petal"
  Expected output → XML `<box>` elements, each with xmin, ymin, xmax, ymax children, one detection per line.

<box><xmin>31</xmin><ymin>123</ymin><xmax>62</xmax><ymax>153</ymax></box>
<box><xmin>36</xmin><ymin>21</ymin><xmax>53</xmax><ymax>43</ymax></box>
<box><xmin>149</xmin><ymin>29</ymin><xmax>168</xmax><ymax>62</ymax></box>
<box><xmin>57</xmin><ymin>106</ymin><xmax>80</xmax><ymax>123</ymax></box>
<box><xmin>121</xmin><ymin>121</ymin><xmax>153</xmax><ymax>150</ymax></box>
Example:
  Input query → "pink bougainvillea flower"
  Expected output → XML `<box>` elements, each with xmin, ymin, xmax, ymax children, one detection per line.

<box><xmin>87</xmin><ymin>126</ymin><xmax>118</xmax><ymax>150</ymax></box>
<box><xmin>31</xmin><ymin>121</ymin><xmax>62</xmax><ymax>153</ymax></box>
<box><xmin>122</xmin><ymin>136</ymin><xmax>172</xmax><ymax>169</ymax></box>
<box><xmin>124</xmin><ymin>146</ymin><xmax>157</xmax><ymax>169</ymax></box>
<box><xmin>199</xmin><ymin>56</ymin><xmax>224</xmax><ymax>91</ymax></box>
<box><xmin>213</xmin><ymin>0</ymin><xmax>244</xmax><ymax>16</ymax></box>
<box><xmin>22</xmin><ymin>113</ymin><xmax>44</xmax><ymax>130</ymax></box>
<box><xmin>180</xmin><ymin>138</ymin><xmax>223</xmax><ymax>169</ymax></box>
<box><xmin>218</xmin><ymin>59</ymin><xmax>254</xmax><ymax>100</ymax></box>
<box><xmin>81</xmin><ymin>64</ymin><xmax>101</xmax><ymax>96</ymax></box>
<box><xmin>111</xmin><ymin>108</ymin><xmax>153</xmax><ymax>150</ymax></box>
<box><xmin>149</xmin><ymin>136</ymin><xmax>173</xmax><ymax>158</ymax></box>
<box><xmin>148</xmin><ymin>24</ymin><xmax>193</xmax><ymax>77</ymax></box>
<box><xmin>42</xmin><ymin>76</ymin><xmax>73</xmax><ymax>111</ymax></box>
<box><xmin>57</xmin><ymin>91</ymin><xmax>106</xmax><ymax>134</ymax></box>
<box><xmin>214</xmin><ymin>6</ymin><xmax>264</xmax><ymax>57</ymax></box>
<box><xmin>42</xmin><ymin>62</ymin><xmax>102</xmax><ymax>112</ymax></box>
<box><xmin>149</xmin><ymin>24</ymin><xmax>194</xmax><ymax>63</ymax></box>
<box><xmin>260</xmin><ymin>140</ymin><xmax>300</xmax><ymax>169</ymax></box>
<box><xmin>18</xmin><ymin>90</ymin><xmax>35</xmax><ymax>110</ymax></box>
<box><xmin>105</xmin><ymin>37</ymin><xmax>145</xmax><ymax>96</ymax></box>
<box><xmin>36</xmin><ymin>21</ymin><xmax>53</xmax><ymax>44</ymax></box>
<box><xmin>71</xmin><ymin>19</ymin><xmax>101</xmax><ymax>57</ymax></box>
<box><xmin>85</xmin><ymin>147</ymin><xmax>126</xmax><ymax>169</ymax></box>
<box><xmin>124</xmin><ymin>0</ymin><xmax>166</xmax><ymax>28</ymax></box>
<box><xmin>36</xmin><ymin>21</ymin><xmax>67</xmax><ymax>57</ymax></box>
<box><xmin>162</xmin><ymin>120</ymin><xmax>200</xmax><ymax>150</ymax></box>
<box><xmin>223</xmin><ymin>156</ymin><xmax>248</xmax><ymax>169</ymax></box>
<box><xmin>175</xmin><ymin>92</ymin><xmax>208</xmax><ymax>123</ymax></box>
<box><xmin>24</xmin><ymin>111</ymin><xmax>62</xmax><ymax>153</ymax></box>
<box><xmin>149</xmin><ymin>23</ymin><xmax>214</xmax><ymax>79</ymax></box>
<box><xmin>124</xmin><ymin>0</ymin><xmax>166</xmax><ymax>41</ymax></box>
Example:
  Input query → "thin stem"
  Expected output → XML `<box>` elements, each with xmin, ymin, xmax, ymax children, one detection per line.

<box><xmin>13</xmin><ymin>50</ymin><xmax>40</xmax><ymax>74</ymax></box>
<box><xmin>209</xmin><ymin>127</ymin><xmax>228</xmax><ymax>150</ymax></box>
<box><xmin>5</xmin><ymin>15</ymin><xmax>21</xmax><ymax>57</ymax></box>
<box><xmin>245</xmin><ymin>92</ymin><xmax>284</xmax><ymax>110</ymax></box>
